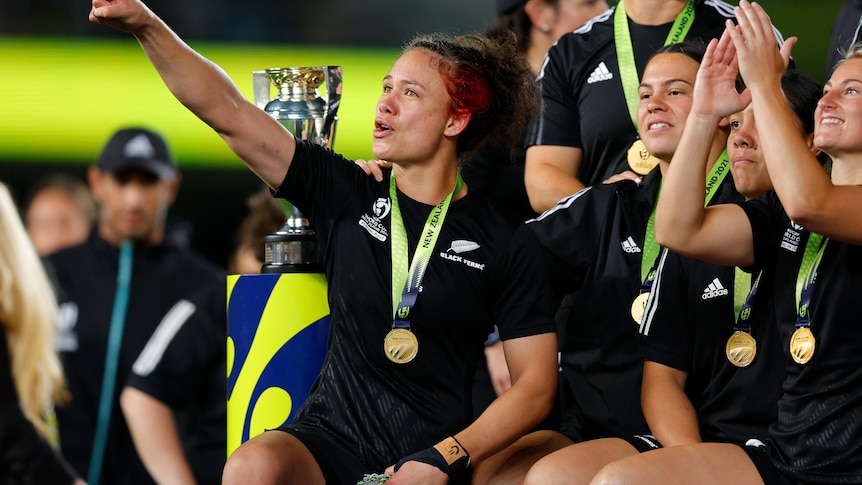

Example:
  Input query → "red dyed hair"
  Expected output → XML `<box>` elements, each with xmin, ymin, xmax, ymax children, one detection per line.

<box><xmin>405</xmin><ymin>32</ymin><xmax>539</xmax><ymax>160</ymax></box>
<box><xmin>439</xmin><ymin>64</ymin><xmax>492</xmax><ymax>118</ymax></box>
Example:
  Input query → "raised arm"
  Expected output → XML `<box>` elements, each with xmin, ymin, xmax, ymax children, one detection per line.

<box><xmin>730</xmin><ymin>1</ymin><xmax>862</xmax><ymax>244</ymax></box>
<box><xmin>525</xmin><ymin>145</ymin><xmax>585</xmax><ymax>213</ymax></box>
<box><xmin>654</xmin><ymin>32</ymin><xmax>755</xmax><ymax>267</ymax></box>
<box><xmin>89</xmin><ymin>0</ymin><xmax>295</xmax><ymax>189</ymax></box>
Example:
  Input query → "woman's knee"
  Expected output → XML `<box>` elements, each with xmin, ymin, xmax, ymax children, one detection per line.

<box><xmin>523</xmin><ymin>457</ymin><xmax>558</xmax><ymax>485</ymax></box>
<box><xmin>223</xmin><ymin>432</ymin><xmax>320</xmax><ymax>484</ymax></box>
<box><xmin>223</xmin><ymin>439</ymin><xmax>283</xmax><ymax>483</ymax></box>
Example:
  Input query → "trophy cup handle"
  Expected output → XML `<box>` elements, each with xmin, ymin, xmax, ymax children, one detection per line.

<box><xmin>322</xmin><ymin>66</ymin><xmax>342</xmax><ymax>147</ymax></box>
<box><xmin>252</xmin><ymin>70</ymin><xmax>272</xmax><ymax>110</ymax></box>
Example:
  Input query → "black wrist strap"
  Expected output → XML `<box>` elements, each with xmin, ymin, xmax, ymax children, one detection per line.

<box><xmin>394</xmin><ymin>436</ymin><xmax>471</xmax><ymax>477</ymax></box>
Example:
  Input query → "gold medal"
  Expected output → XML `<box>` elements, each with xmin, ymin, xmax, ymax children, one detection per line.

<box><xmin>725</xmin><ymin>330</ymin><xmax>757</xmax><ymax>367</ymax></box>
<box><xmin>384</xmin><ymin>328</ymin><xmax>418</xmax><ymax>364</ymax></box>
<box><xmin>789</xmin><ymin>326</ymin><xmax>816</xmax><ymax>365</ymax></box>
<box><xmin>631</xmin><ymin>292</ymin><xmax>649</xmax><ymax>324</ymax></box>
<box><xmin>627</xmin><ymin>139</ymin><xmax>661</xmax><ymax>175</ymax></box>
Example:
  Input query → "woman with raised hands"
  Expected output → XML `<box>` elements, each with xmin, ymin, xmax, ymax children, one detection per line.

<box><xmin>473</xmin><ymin>40</ymin><xmax>744</xmax><ymax>485</ymax></box>
<box><xmin>590</xmin><ymin>1</ymin><xmax>862</xmax><ymax>483</ymax></box>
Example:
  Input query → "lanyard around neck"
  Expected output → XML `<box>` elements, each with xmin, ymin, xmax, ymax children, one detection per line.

<box><xmin>733</xmin><ymin>269</ymin><xmax>761</xmax><ymax>333</ymax></box>
<box><xmin>796</xmin><ymin>234</ymin><xmax>828</xmax><ymax>329</ymax></box>
<box><xmin>389</xmin><ymin>170</ymin><xmax>464</xmax><ymax>325</ymax></box>
<box><xmin>641</xmin><ymin>149</ymin><xmax>728</xmax><ymax>284</ymax></box>
<box><xmin>613</xmin><ymin>0</ymin><xmax>697</xmax><ymax>127</ymax></box>
<box><xmin>706</xmin><ymin>149</ymin><xmax>751</xmax><ymax>318</ymax></box>
<box><xmin>88</xmin><ymin>240</ymin><xmax>133</xmax><ymax>485</ymax></box>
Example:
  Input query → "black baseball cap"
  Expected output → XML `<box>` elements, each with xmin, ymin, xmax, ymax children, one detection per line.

<box><xmin>496</xmin><ymin>0</ymin><xmax>527</xmax><ymax>15</ymax></box>
<box><xmin>96</xmin><ymin>127</ymin><xmax>177</xmax><ymax>179</ymax></box>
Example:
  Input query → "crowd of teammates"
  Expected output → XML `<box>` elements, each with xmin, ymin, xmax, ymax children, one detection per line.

<box><xmin>4</xmin><ymin>0</ymin><xmax>862</xmax><ymax>484</ymax></box>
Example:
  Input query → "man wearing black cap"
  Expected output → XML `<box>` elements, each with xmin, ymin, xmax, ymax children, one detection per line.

<box><xmin>47</xmin><ymin>127</ymin><xmax>222</xmax><ymax>485</ymax></box>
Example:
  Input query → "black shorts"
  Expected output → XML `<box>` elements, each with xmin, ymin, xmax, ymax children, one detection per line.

<box><xmin>278</xmin><ymin>425</ymin><xmax>368</xmax><ymax>484</ymax></box>
<box><xmin>624</xmin><ymin>434</ymin><xmax>663</xmax><ymax>453</ymax></box>
<box><xmin>741</xmin><ymin>440</ymin><xmax>796</xmax><ymax>485</ymax></box>
<box><xmin>277</xmin><ymin>425</ymin><xmax>472</xmax><ymax>485</ymax></box>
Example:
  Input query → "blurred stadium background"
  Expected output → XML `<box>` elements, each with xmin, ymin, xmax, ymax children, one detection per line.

<box><xmin>0</xmin><ymin>0</ymin><xmax>843</xmax><ymax>265</ymax></box>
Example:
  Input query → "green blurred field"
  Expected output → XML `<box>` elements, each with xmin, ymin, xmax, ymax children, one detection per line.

<box><xmin>0</xmin><ymin>0</ymin><xmax>844</xmax><ymax>168</ymax></box>
<box><xmin>0</xmin><ymin>37</ymin><xmax>399</xmax><ymax>167</ymax></box>
<box><xmin>759</xmin><ymin>0</ymin><xmax>842</xmax><ymax>83</ymax></box>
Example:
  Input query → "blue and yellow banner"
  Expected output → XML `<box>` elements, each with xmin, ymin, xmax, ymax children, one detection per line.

<box><xmin>226</xmin><ymin>273</ymin><xmax>329</xmax><ymax>456</ymax></box>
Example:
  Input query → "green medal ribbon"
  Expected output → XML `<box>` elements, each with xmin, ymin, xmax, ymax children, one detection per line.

<box><xmin>389</xmin><ymin>170</ymin><xmax>464</xmax><ymax>324</ymax></box>
<box><xmin>614</xmin><ymin>0</ymin><xmax>696</xmax><ymax>127</ymax></box>
<box><xmin>727</xmin><ymin>269</ymin><xmax>761</xmax><ymax>368</ymax></box>
<box><xmin>732</xmin><ymin>266</ymin><xmax>752</xmax><ymax>323</ymax></box>
<box><xmin>641</xmin><ymin>149</ymin><xmax>729</xmax><ymax>283</ymax></box>
<box><xmin>790</xmin><ymin>234</ymin><xmax>828</xmax><ymax>364</ymax></box>
<box><xmin>734</xmin><ymin>269</ymin><xmax>762</xmax><ymax>331</ymax></box>
<box><xmin>701</xmin><ymin>149</ymin><xmax>751</xmax><ymax>316</ymax></box>
<box><xmin>703</xmin><ymin>149</ymin><xmax>729</xmax><ymax>204</ymax></box>
<box><xmin>642</xmin><ymin>184</ymin><xmax>663</xmax><ymax>285</ymax></box>
<box><xmin>796</xmin><ymin>233</ymin><xmax>828</xmax><ymax>326</ymax></box>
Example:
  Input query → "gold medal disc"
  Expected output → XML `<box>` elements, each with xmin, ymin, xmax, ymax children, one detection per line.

<box><xmin>725</xmin><ymin>330</ymin><xmax>757</xmax><ymax>367</ymax></box>
<box><xmin>384</xmin><ymin>328</ymin><xmax>419</xmax><ymax>364</ymax></box>
<box><xmin>789</xmin><ymin>326</ymin><xmax>816</xmax><ymax>365</ymax></box>
<box><xmin>631</xmin><ymin>292</ymin><xmax>650</xmax><ymax>324</ymax></box>
<box><xmin>627</xmin><ymin>139</ymin><xmax>661</xmax><ymax>175</ymax></box>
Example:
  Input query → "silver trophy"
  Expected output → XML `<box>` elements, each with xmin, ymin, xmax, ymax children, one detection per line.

<box><xmin>253</xmin><ymin>66</ymin><xmax>342</xmax><ymax>147</ymax></box>
<box><xmin>254</xmin><ymin>66</ymin><xmax>342</xmax><ymax>272</ymax></box>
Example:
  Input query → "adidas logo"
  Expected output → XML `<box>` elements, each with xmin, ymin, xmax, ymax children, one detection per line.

<box><xmin>587</xmin><ymin>62</ymin><xmax>613</xmax><ymax>84</ymax></box>
<box><xmin>124</xmin><ymin>133</ymin><xmax>157</xmax><ymax>159</ymax></box>
<box><xmin>702</xmin><ymin>278</ymin><xmax>729</xmax><ymax>300</ymax></box>
<box><xmin>621</xmin><ymin>236</ymin><xmax>641</xmax><ymax>253</ymax></box>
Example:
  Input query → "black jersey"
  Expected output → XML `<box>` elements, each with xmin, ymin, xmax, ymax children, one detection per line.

<box><xmin>0</xmin><ymin>329</ymin><xmax>79</xmax><ymax>484</ymax></box>
<box><xmin>274</xmin><ymin>140</ymin><xmax>556</xmax><ymax>474</ymax></box>
<box><xmin>639</xmin><ymin>245</ymin><xmax>784</xmax><ymax>445</ymax></box>
<box><xmin>48</xmin><ymin>231</ymin><xmax>222</xmax><ymax>485</ymax></box>
<box><xmin>126</xmin><ymin>278</ymin><xmax>227</xmax><ymax>485</ymax></box>
<box><xmin>527</xmin><ymin>170</ymin><xmax>659</xmax><ymax>441</ymax></box>
<box><xmin>742</xmin><ymin>192</ymin><xmax>862</xmax><ymax>482</ymax></box>
<box><xmin>460</xmin><ymin>133</ymin><xmax>536</xmax><ymax>226</ymax></box>
<box><xmin>528</xmin><ymin>0</ymin><xmax>775</xmax><ymax>187</ymax></box>
<box><xmin>827</xmin><ymin>0</ymin><xmax>862</xmax><ymax>75</ymax></box>
<box><xmin>528</xmin><ymin>163</ymin><xmax>738</xmax><ymax>442</ymax></box>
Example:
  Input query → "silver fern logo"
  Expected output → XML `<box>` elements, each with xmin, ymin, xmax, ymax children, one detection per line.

<box><xmin>448</xmin><ymin>240</ymin><xmax>480</xmax><ymax>254</ymax></box>
<box><xmin>440</xmin><ymin>240</ymin><xmax>485</xmax><ymax>271</ymax></box>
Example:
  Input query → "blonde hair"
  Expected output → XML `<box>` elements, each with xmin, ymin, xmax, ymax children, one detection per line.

<box><xmin>0</xmin><ymin>181</ymin><xmax>67</xmax><ymax>436</ymax></box>
<box><xmin>836</xmin><ymin>41</ymin><xmax>862</xmax><ymax>69</ymax></box>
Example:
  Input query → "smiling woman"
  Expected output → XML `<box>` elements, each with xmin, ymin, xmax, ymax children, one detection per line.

<box><xmin>471</xmin><ymin>40</ymin><xmax>744</xmax><ymax>485</ymax></box>
<box><xmin>586</xmin><ymin>3</ymin><xmax>862</xmax><ymax>483</ymax></box>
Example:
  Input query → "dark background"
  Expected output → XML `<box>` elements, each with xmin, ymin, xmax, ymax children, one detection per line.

<box><xmin>0</xmin><ymin>0</ymin><xmax>845</xmax><ymax>268</ymax></box>
<box><xmin>0</xmin><ymin>0</ymin><xmax>500</xmax><ymax>268</ymax></box>
<box><xmin>0</xmin><ymin>0</ymin><xmax>498</xmax><ymax>46</ymax></box>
